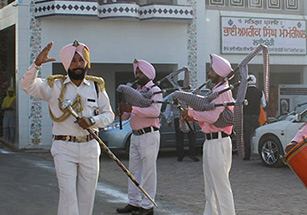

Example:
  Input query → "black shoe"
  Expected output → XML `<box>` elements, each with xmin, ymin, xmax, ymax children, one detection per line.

<box><xmin>189</xmin><ymin>155</ymin><xmax>200</xmax><ymax>162</ymax></box>
<box><xmin>177</xmin><ymin>157</ymin><xmax>183</xmax><ymax>162</ymax></box>
<box><xmin>116</xmin><ymin>204</ymin><xmax>140</xmax><ymax>213</ymax></box>
<box><xmin>132</xmin><ymin>207</ymin><xmax>154</xmax><ymax>215</ymax></box>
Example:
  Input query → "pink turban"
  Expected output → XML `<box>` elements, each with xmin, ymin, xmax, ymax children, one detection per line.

<box><xmin>210</xmin><ymin>54</ymin><xmax>233</xmax><ymax>78</ymax></box>
<box><xmin>133</xmin><ymin>59</ymin><xmax>156</xmax><ymax>80</ymax></box>
<box><xmin>59</xmin><ymin>40</ymin><xmax>90</xmax><ymax>72</ymax></box>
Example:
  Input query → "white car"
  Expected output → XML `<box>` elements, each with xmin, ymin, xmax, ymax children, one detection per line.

<box><xmin>252</xmin><ymin>108</ymin><xmax>307</xmax><ymax>167</ymax></box>
<box><xmin>99</xmin><ymin>91</ymin><xmax>211</xmax><ymax>156</ymax></box>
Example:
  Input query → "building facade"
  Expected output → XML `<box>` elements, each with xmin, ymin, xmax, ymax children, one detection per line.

<box><xmin>0</xmin><ymin>0</ymin><xmax>307</xmax><ymax>149</ymax></box>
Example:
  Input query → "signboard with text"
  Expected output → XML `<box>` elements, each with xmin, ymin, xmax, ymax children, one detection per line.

<box><xmin>221</xmin><ymin>16</ymin><xmax>307</xmax><ymax>55</ymax></box>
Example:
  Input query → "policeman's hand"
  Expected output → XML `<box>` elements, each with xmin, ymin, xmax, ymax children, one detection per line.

<box><xmin>285</xmin><ymin>141</ymin><xmax>298</xmax><ymax>153</ymax></box>
<box><xmin>168</xmin><ymin>122</ymin><xmax>172</xmax><ymax>128</ymax></box>
<box><xmin>74</xmin><ymin>117</ymin><xmax>92</xmax><ymax>129</ymax></box>
<box><xmin>35</xmin><ymin>41</ymin><xmax>56</xmax><ymax>66</ymax></box>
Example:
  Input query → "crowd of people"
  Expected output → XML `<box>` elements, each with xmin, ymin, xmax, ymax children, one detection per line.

<box><xmin>0</xmin><ymin>39</ymin><xmax>297</xmax><ymax>215</ymax></box>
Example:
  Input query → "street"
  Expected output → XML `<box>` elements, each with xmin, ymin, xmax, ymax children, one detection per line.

<box><xmin>0</xmin><ymin>143</ymin><xmax>306</xmax><ymax>215</ymax></box>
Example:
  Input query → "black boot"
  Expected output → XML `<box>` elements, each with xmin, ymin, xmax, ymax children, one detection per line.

<box><xmin>132</xmin><ymin>207</ymin><xmax>154</xmax><ymax>215</ymax></box>
<box><xmin>116</xmin><ymin>204</ymin><xmax>140</xmax><ymax>213</ymax></box>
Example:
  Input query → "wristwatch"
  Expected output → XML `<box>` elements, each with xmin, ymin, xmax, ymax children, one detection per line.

<box><xmin>89</xmin><ymin>117</ymin><xmax>96</xmax><ymax>125</ymax></box>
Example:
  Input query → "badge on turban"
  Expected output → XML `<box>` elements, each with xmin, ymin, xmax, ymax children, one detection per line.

<box><xmin>59</xmin><ymin>40</ymin><xmax>91</xmax><ymax>72</ymax></box>
<box><xmin>210</xmin><ymin>54</ymin><xmax>233</xmax><ymax>78</ymax></box>
<box><xmin>133</xmin><ymin>59</ymin><xmax>156</xmax><ymax>80</ymax></box>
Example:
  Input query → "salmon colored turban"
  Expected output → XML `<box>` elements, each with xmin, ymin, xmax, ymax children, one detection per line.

<box><xmin>59</xmin><ymin>40</ymin><xmax>90</xmax><ymax>72</ymax></box>
<box><xmin>210</xmin><ymin>54</ymin><xmax>233</xmax><ymax>78</ymax></box>
<box><xmin>133</xmin><ymin>59</ymin><xmax>156</xmax><ymax>80</ymax></box>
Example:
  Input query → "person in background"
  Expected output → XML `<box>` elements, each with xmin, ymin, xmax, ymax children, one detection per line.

<box><xmin>181</xmin><ymin>54</ymin><xmax>236</xmax><ymax>215</ymax></box>
<box><xmin>243</xmin><ymin>74</ymin><xmax>266</xmax><ymax>160</ymax></box>
<box><xmin>1</xmin><ymin>87</ymin><xmax>16</xmax><ymax>143</ymax></box>
<box><xmin>164</xmin><ymin>96</ymin><xmax>199</xmax><ymax>162</ymax></box>
<box><xmin>116</xmin><ymin>59</ymin><xmax>162</xmax><ymax>215</ymax></box>
<box><xmin>21</xmin><ymin>41</ymin><xmax>114</xmax><ymax>215</ymax></box>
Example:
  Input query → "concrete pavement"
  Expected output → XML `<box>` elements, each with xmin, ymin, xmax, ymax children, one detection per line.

<box><xmin>1</xmin><ymin>141</ymin><xmax>307</xmax><ymax>215</ymax></box>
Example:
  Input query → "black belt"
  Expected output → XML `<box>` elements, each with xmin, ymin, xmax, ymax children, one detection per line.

<box><xmin>53</xmin><ymin>132</ymin><xmax>98</xmax><ymax>143</ymax></box>
<box><xmin>206</xmin><ymin>132</ymin><xmax>229</xmax><ymax>140</ymax></box>
<box><xmin>132</xmin><ymin>126</ymin><xmax>159</xmax><ymax>136</ymax></box>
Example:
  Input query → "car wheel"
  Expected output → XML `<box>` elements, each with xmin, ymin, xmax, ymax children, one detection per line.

<box><xmin>258</xmin><ymin>135</ymin><xmax>284</xmax><ymax>167</ymax></box>
<box><xmin>124</xmin><ymin>135</ymin><xmax>131</xmax><ymax>157</ymax></box>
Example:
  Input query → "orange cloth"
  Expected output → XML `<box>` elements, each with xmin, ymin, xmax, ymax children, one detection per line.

<box><xmin>259</xmin><ymin>105</ymin><xmax>267</xmax><ymax>126</ymax></box>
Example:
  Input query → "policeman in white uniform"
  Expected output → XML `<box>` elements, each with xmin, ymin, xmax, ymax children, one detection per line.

<box><xmin>21</xmin><ymin>41</ymin><xmax>114</xmax><ymax>215</ymax></box>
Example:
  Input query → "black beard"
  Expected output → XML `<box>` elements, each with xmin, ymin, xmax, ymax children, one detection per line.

<box><xmin>210</xmin><ymin>75</ymin><xmax>220</xmax><ymax>85</ymax></box>
<box><xmin>68</xmin><ymin>68</ymin><xmax>86</xmax><ymax>80</ymax></box>
<box><xmin>137</xmin><ymin>77</ymin><xmax>151</xmax><ymax>87</ymax></box>
<box><xmin>137</xmin><ymin>79</ymin><xmax>147</xmax><ymax>86</ymax></box>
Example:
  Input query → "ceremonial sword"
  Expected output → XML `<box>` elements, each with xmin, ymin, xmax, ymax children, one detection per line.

<box><xmin>59</xmin><ymin>99</ymin><xmax>158</xmax><ymax>208</ymax></box>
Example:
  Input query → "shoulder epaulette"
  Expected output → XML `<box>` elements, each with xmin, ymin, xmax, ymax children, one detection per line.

<box><xmin>47</xmin><ymin>75</ymin><xmax>67</xmax><ymax>87</ymax></box>
<box><xmin>85</xmin><ymin>75</ymin><xmax>105</xmax><ymax>92</ymax></box>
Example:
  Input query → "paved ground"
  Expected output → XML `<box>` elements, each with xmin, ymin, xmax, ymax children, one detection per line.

<box><xmin>0</xmin><ymin>142</ymin><xmax>306</xmax><ymax>215</ymax></box>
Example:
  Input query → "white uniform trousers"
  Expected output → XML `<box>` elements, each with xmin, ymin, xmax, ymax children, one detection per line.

<box><xmin>203</xmin><ymin>135</ymin><xmax>236</xmax><ymax>215</ymax></box>
<box><xmin>128</xmin><ymin>131</ymin><xmax>160</xmax><ymax>209</ymax></box>
<box><xmin>51</xmin><ymin>139</ymin><xmax>101</xmax><ymax>215</ymax></box>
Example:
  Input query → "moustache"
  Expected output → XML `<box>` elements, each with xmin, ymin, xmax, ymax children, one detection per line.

<box><xmin>72</xmin><ymin>68</ymin><xmax>85</xmax><ymax>72</ymax></box>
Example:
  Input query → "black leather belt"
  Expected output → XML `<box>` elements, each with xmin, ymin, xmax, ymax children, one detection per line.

<box><xmin>53</xmin><ymin>132</ymin><xmax>98</xmax><ymax>143</ymax></box>
<box><xmin>132</xmin><ymin>126</ymin><xmax>159</xmax><ymax>136</ymax></box>
<box><xmin>206</xmin><ymin>132</ymin><xmax>229</xmax><ymax>140</ymax></box>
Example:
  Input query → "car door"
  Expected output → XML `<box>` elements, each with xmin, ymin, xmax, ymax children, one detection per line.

<box><xmin>284</xmin><ymin>110</ymin><xmax>307</xmax><ymax>149</ymax></box>
<box><xmin>284</xmin><ymin>121</ymin><xmax>304</xmax><ymax>149</ymax></box>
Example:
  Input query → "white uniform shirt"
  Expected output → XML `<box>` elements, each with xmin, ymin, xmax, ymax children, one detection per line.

<box><xmin>21</xmin><ymin>64</ymin><xmax>114</xmax><ymax>136</ymax></box>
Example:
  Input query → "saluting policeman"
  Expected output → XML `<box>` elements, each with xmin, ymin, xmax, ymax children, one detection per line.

<box><xmin>21</xmin><ymin>41</ymin><xmax>114</xmax><ymax>215</ymax></box>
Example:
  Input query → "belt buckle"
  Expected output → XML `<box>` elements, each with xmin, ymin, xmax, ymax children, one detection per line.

<box><xmin>134</xmin><ymin>128</ymin><xmax>146</xmax><ymax>135</ymax></box>
<box><xmin>65</xmin><ymin>136</ymin><xmax>70</xmax><ymax>141</ymax></box>
<box><xmin>207</xmin><ymin>133</ymin><xmax>213</xmax><ymax>140</ymax></box>
<box><xmin>75</xmin><ymin>136</ymin><xmax>87</xmax><ymax>143</ymax></box>
<box><xmin>136</xmin><ymin>129</ymin><xmax>145</xmax><ymax>135</ymax></box>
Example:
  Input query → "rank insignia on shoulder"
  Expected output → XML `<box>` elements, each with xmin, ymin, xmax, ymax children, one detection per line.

<box><xmin>47</xmin><ymin>75</ymin><xmax>67</xmax><ymax>87</ymax></box>
<box><xmin>85</xmin><ymin>75</ymin><xmax>105</xmax><ymax>92</ymax></box>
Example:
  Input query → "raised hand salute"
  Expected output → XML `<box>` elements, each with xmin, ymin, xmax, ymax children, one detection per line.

<box><xmin>34</xmin><ymin>41</ymin><xmax>56</xmax><ymax>66</ymax></box>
